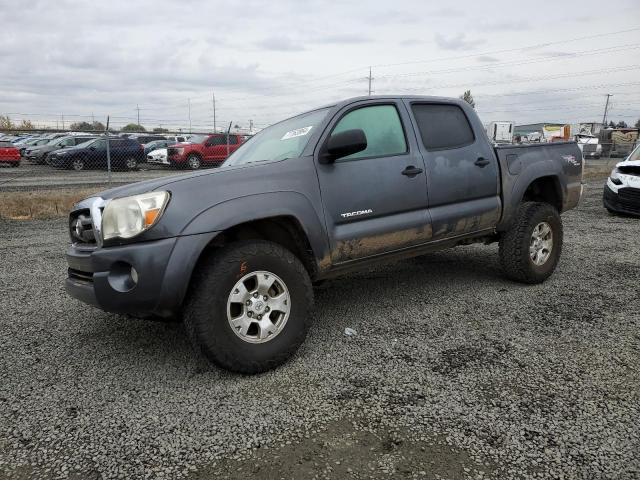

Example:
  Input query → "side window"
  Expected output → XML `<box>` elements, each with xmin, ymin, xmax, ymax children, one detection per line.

<box><xmin>228</xmin><ymin>135</ymin><xmax>238</xmax><ymax>145</ymax></box>
<box><xmin>411</xmin><ymin>104</ymin><xmax>475</xmax><ymax>150</ymax></box>
<box><xmin>61</xmin><ymin>137</ymin><xmax>75</xmax><ymax>146</ymax></box>
<box><xmin>206</xmin><ymin>136</ymin><xmax>226</xmax><ymax>146</ymax></box>
<box><xmin>332</xmin><ymin>104</ymin><xmax>407</xmax><ymax>160</ymax></box>
<box><xmin>176</xmin><ymin>137</ymin><xmax>185</xmax><ymax>142</ymax></box>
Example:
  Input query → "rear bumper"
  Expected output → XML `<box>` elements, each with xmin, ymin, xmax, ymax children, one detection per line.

<box><xmin>65</xmin><ymin>232</ymin><xmax>218</xmax><ymax>318</ymax></box>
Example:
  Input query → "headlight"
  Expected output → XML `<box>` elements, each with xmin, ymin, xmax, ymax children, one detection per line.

<box><xmin>102</xmin><ymin>191</ymin><xmax>170</xmax><ymax>241</ymax></box>
<box><xmin>610</xmin><ymin>168</ymin><xmax>623</xmax><ymax>185</ymax></box>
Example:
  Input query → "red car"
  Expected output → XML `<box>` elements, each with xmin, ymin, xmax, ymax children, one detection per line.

<box><xmin>167</xmin><ymin>133</ymin><xmax>244</xmax><ymax>169</ymax></box>
<box><xmin>0</xmin><ymin>141</ymin><xmax>20</xmax><ymax>167</ymax></box>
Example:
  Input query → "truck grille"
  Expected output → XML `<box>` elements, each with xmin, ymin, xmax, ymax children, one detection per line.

<box><xmin>69</xmin><ymin>209</ymin><xmax>96</xmax><ymax>244</ymax></box>
<box><xmin>582</xmin><ymin>144</ymin><xmax>597</xmax><ymax>154</ymax></box>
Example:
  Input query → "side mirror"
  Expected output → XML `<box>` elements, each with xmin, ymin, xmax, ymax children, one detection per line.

<box><xmin>321</xmin><ymin>129</ymin><xmax>367</xmax><ymax>164</ymax></box>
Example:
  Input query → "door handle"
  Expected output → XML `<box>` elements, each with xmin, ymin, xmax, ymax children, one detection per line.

<box><xmin>401</xmin><ymin>166</ymin><xmax>423</xmax><ymax>177</ymax></box>
<box><xmin>475</xmin><ymin>157</ymin><xmax>490</xmax><ymax>167</ymax></box>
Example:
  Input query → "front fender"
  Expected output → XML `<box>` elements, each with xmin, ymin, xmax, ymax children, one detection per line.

<box><xmin>180</xmin><ymin>191</ymin><xmax>330</xmax><ymax>265</ymax></box>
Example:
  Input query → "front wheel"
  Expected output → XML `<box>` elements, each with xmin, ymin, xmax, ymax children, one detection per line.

<box><xmin>499</xmin><ymin>202</ymin><xmax>563</xmax><ymax>284</ymax></box>
<box><xmin>124</xmin><ymin>157</ymin><xmax>138</xmax><ymax>171</ymax></box>
<box><xmin>71</xmin><ymin>158</ymin><xmax>85</xmax><ymax>171</ymax></box>
<box><xmin>184</xmin><ymin>240</ymin><xmax>313</xmax><ymax>373</ymax></box>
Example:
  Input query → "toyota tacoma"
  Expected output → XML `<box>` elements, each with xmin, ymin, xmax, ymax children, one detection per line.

<box><xmin>65</xmin><ymin>96</ymin><xmax>583</xmax><ymax>373</ymax></box>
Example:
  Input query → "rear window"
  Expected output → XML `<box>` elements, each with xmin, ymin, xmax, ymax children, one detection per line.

<box><xmin>411</xmin><ymin>103</ymin><xmax>475</xmax><ymax>150</ymax></box>
<box><xmin>0</xmin><ymin>141</ymin><xmax>13</xmax><ymax>147</ymax></box>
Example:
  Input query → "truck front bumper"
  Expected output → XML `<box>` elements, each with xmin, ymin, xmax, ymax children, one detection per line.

<box><xmin>65</xmin><ymin>232</ymin><xmax>218</xmax><ymax>318</ymax></box>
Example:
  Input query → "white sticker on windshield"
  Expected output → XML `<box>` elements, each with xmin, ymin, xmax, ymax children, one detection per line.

<box><xmin>281</xmin><ymin>126</ymin><xmax>313</xmax><ymax>140</ymax></box>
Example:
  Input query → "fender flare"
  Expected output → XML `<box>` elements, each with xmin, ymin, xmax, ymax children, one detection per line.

<box><xmin>180</xmin><ymin>190</ymin><xmax>330</xmax><ymax>264</ymax></box>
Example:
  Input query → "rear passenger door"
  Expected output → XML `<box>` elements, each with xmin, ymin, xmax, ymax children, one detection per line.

<box><xmin>315</xmin><ymin>101</ymin><xmax>431</xmax><ymax>263</ymax></box>
<box><xmin>406</xmin><ymin>101</ymin><xmax>500</xmax><ymax>239</ymax></box>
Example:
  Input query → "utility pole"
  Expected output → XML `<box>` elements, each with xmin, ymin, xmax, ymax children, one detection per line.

<box><xmin>61</xmin><ymin>113</ymin><xmax>65</xmax><ymax>130</ymax></box>
<box><xmin>249</xmin><ymin>119</ymin><xmax>253</xmax><ymax>134</ymax></box>
<box><xmin>212</xmin><ymin>91</ymin><xmax>217</xmax><ymax>133</ymax></box>
<box><xmin>601</xmin><ymin>94</ymin><xmax>612</xmax><ymax>127</ymax></box>
<box><xmin>367</xmin><ymin>66</ymin><xmax>374</xmax><ymax>96</ymax></box>
<box><xmin>188</xmin><ymin>98</ymin><xmax>192</xmax><ymax>133</ymax></box>
<box><xmin>136</xmin><ymin>104</ymin><xmax>140</xmax><ymax>126</ymax></box>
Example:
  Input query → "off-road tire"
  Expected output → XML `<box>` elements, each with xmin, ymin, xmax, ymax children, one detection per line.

<box><xmin>184</xmin><ymin>240</ymin><xmax>313</xmax><ymax>374</ymax></box>
<box><xmin>499</xmin><ymin>202</ymin><xmax>563</xmax><ymax>284</ymax></box>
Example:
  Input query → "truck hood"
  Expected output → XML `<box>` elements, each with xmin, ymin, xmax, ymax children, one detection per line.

<box><xmin>87</xmin><ymin>156</ymin><xmax>316</xmax><ymax>242</ymax></box>
<box><xmin>94</xmin><ymin>163</ymin><xmax>244</xmax><ymax>200</ymax></box>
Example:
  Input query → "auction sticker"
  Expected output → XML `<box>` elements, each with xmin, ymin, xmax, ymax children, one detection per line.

<box><xmin>281</xmin><ymin>126</ymin><xmax>312</xmax><ymax>140</ymax></box>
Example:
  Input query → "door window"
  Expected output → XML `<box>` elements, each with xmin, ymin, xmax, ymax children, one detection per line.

<box><xmin>331</xmin><ymin>105</ymin><xmax>407</xmax><ymax>160</ymax></box>
<box><xmin>206</xmin><ymin>136</ymin><xmax>226</xmax><ymax>146</ymax></box>
<box><xmin>411</xmin><ymin>104</ymin><xmax>475</xmax><ymax>150</ymax></box>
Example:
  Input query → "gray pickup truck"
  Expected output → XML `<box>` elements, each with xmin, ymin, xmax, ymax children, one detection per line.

<box><xmin>66</xmin><ymin>96</ymin><xmax>583</xmax><ymax>373</ymax></box>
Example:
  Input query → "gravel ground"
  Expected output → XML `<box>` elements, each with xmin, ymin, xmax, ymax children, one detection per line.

<box><xmin>0</xmin><ymin>179</ymin><xmax>639</xmax><ymax>480</ymax></box>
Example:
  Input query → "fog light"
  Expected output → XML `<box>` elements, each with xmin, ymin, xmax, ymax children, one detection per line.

<box><xmin>107</xmin><ymin>262</ymin><xmax>138</xmax><ymax>292</ymax></box>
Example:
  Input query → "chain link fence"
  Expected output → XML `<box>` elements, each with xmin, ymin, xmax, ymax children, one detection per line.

<box><xmin>0</xmin><ymin>127</ymin><xmax>638</xmax><ymax>220</ymax></box>
<box><xmin>0</xmin><ymin>128</ymin><xmax>255</xmax><ymax>219</ymax></box>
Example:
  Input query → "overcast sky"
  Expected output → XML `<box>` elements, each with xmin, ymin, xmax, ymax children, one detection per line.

<box><xmin>1</xmin><ymin>0</ymin><xmax>639</xmax><ymax>131</ymax></box>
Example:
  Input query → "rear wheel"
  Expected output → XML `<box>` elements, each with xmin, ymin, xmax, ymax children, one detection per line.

<box><xmin>184</xmin><ymin>240</ymin><xmax>313</xmax><ymax>373</ymax></box>
<box><xmin>499</xmin><ymin>202</ymin><xmax>563</xmax><ymax>284</ymax></box>
<box><xmin>187</xmin><ymin>154</ymin><xmax>201</xmax><ymax>170</ymax></box>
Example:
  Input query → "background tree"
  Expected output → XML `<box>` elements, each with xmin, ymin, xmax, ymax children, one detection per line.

<box><xmin>0</xmin><ymin>115</ymin><xmax>15</xmax><ymax>131</ymax></box>
<box><xmin>152</xmin><ymin>127</ymin><xmax>169</xmax><ymax>133</ymax></box>
<box><xmin>460</xmin><ymin>90</ymin><xmax>476</xmax><ymax>109</ymax></box>
<box><xmin>635</xmin><ymin>119</ymin><xmax>640</xmax><ymax>129</ymax></box>
<box><xmin>18</xmin><ymin>120</ymin><xmax>34</xmax><ymax>130</ymax></box>
<box><xmin>121</xmin><ymin>123</ymin><xmax>146</xmax><ymax>132</ymax></box>
<box><xmin>608</xmin><ymin>121</ymin><xmax>616</xmax><ymax>128</ymax></box>
<box><xmin>69</xmin><ymin>121</ymin><xmax>105</xmax><ymax>131</ymax></box>
<box><xmin>615</xmin><ymin>121</ymin><xmax>628</xmax><ymax>128</ymax></box>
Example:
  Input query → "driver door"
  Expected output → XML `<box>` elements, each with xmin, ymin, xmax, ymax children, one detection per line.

<box><xmin>315</xmin><ymin>101</ymin><xmax>431</xmax><ymax>263</ymax></box>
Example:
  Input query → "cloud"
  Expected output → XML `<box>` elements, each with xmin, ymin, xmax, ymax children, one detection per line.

<box><xmin>429</xmin><ymin>7</ymin><xmax>464</xmax><ymax>17</ymax></box>
<box><xmin>434</xmin><ymin>33</ymin><xmax>484</xmax><ymax>51</ymax></box>
<box><xmin>477</xmin><ymin>55</ymin><xmax>499</xmax><ymax>63</ymax></box>
<box><xmin>314</xmin><ymin>33</ymin><xmax>370</xmax><ymax>44</ymax></box>
<box><xmin>257</xmin><ymin>35</ymin><xmax>305</xmax><ymax>51</ymax></box>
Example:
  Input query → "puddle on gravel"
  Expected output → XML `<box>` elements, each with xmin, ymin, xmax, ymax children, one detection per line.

<box><xmin>190</xmin><ymin>419</ymin><xmax>494</xmax><ymax>479</ymax></box>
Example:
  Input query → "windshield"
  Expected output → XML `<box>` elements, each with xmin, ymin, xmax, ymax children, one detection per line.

<box><xmin>225</xmin><ymin>108</ymin><xmax>330</xmax><ymax>166</ymax></box>
<box><xmin>627</xmin><ymin>144</ymin><xmax>640</xmax><ymax>162</ymax></box>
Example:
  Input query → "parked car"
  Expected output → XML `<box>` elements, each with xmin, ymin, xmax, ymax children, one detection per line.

<box><xmin>0</xmin><ymin>141</ymin><xmax>21</xmax><ymax>167</ymax></box>
<box><xmin>603</xmin><ymin>143</ymin><xmax>640</xmax><ymax>216</ymax></box>
<box><xmin>165</xmin><ymin>135</ymin><xmax>190</xmax><ymax>143</ymax></box>
<box><xmin>25</xmin><ymin>135</ymin><xmax>97</xmax><ymax>164</ymax></box>
<box><xmin>167</xmin><ymin>133</ymin><xmax>244</xmax><ymax>169</ymax></box>
<box><xmin>143</xmin><ymin>139</ymin><xmax>176</xmax><ymax>155</ymax></box>
<box><xmin>146</xmin><ymin>147</ymin><xmax>169</xmax><ymax>165</ymax></box>
<box><xmin>64</xmin><ymin>95</ymin><xmax>583</xmax><ymax>373</ymax></box>
<box><xmin>48</xmin><ymin>137</ymin><xmax>144</xmax><ymax>171</ymax></box>
<box><xmin>125</xmin><ymin>134</ymin><xmax>169</xmax><ymax>147</ymax></box>
<box><xmin>18</xmin><ymin>136</ymin><xmax>50</xmax><ymax>155</ymax></box>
